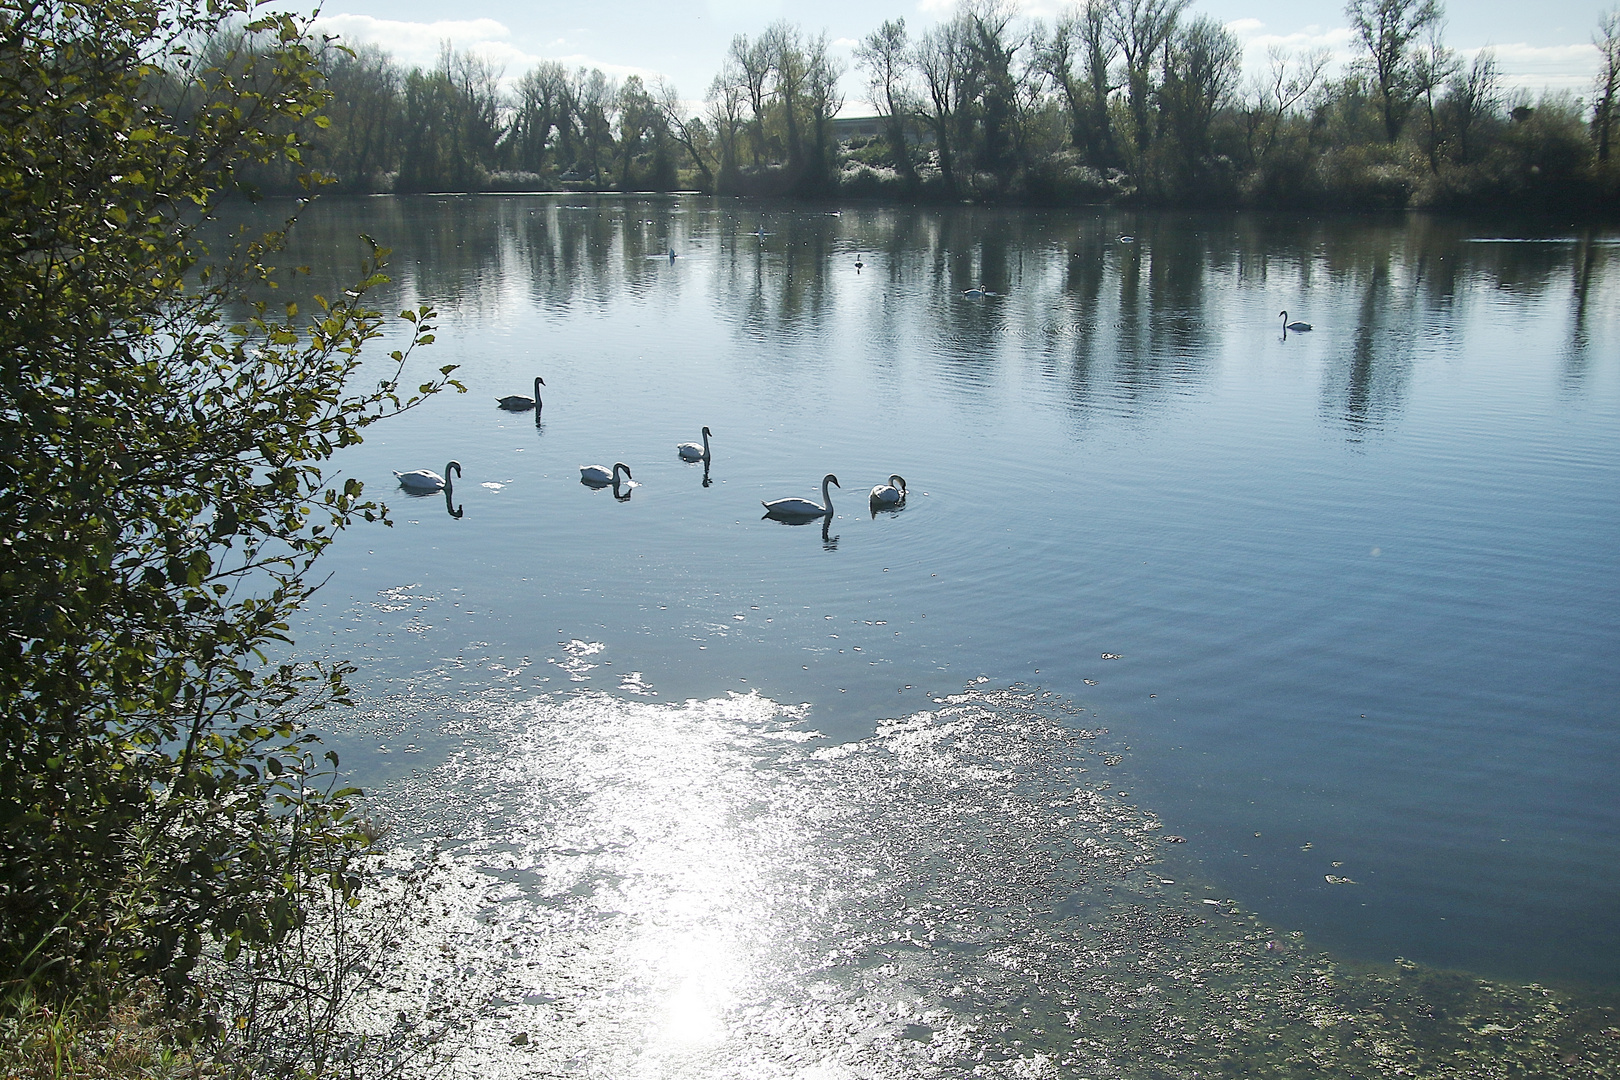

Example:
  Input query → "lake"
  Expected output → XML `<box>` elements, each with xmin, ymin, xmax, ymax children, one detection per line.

<box><xmin>260</xmin><ymin>195</ymin><xmax>1620</xmax><ymax>1074</ymax></box>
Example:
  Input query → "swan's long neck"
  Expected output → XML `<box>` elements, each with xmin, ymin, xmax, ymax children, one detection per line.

<box><xmin>702</xmin><ymin>429</ymin><xmax>710</xmax><ymax>457</ymax></box>
<box><xmin>534</xmin><ymin>377</ymin><xmax>544</xmax><ymax>410</ymax></box>
<box><xmin>444</xmin><ymin>461</ymin><xmax>460</xmax><ymax>491</ymax></box>
<box><xmin>822</xmin><ymin>476</ymin><xmax>834</xmax><ymax>515</ymax></box>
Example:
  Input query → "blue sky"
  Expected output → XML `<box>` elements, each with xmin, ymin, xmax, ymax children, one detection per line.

<box><xmin>307</xmin><ymin>0</ymin><xmax>1611</xmax><ymax>112</ymax></box>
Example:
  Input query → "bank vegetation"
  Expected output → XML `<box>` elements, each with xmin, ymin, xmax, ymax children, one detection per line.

<box><xmin>244</xmin><ymin>0</ymin><xmax>1620</xmax><ymax>214</ymax></box>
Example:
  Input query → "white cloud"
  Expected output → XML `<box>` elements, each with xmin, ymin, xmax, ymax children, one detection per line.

<box><xmin>313</xmin><ymin>15</ymin><xmax>526</xmax><ymax>70</ymax></box>
<box><xmin>313</xmin><ymin>14</ymin><xmax>675</xmax><ymax>90</ymax></box>
<box><xmin>1224</xmin><ymin>18</ymin><xmax>1601</xmax><ymax>97</ymax></box>
<box><xmin>549</xmin><ymin>54</ymin><xmax>668</xmax><ymax>84</ymax></box>
<box><xmin>1473</xmin><ymin>42</ymin><xmax>1602</xmax><ymax>95</ymax></box>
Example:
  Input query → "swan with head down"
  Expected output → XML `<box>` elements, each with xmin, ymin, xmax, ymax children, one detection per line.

<box><xmin>497</xmin><ymin>377</ymin><xmax>544</xmax><ymax>411</ymax></box>
<box><xmin>869</xmin><ymin>474</ymin><xmax>907</xmax><ymax>506</ymax></box>
<box><xmin>581</xmin><ymin>462</ymin><xmax>632</xmax><ymax>486</ymax></box>
<box><xmin>395</xmin><ymin>460</ymin><xmax>461</xmax><ymax>492</ymax></box>
<box><xmin>764</xmin><ymin>474</ymin><xmax>839</xmax><ymax>519</ymax></box>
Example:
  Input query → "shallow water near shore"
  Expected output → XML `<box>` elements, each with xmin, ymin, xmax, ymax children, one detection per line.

<box><xmin>254</xmin><ymin>195</ymin><xmax>1620</xmax><ymax>1056</ymax></box>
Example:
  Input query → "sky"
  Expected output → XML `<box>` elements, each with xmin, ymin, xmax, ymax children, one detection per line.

<box><xmin>304</xmin><ymin>0</ymin><xmax>1612</xmax><ymax>114</ymax></box>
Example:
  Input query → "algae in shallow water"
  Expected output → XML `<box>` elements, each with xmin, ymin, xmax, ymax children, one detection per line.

<box><xmin>335</xmin><ymin>687</ymin><xmax>1617</xmax><ymax>1078</ymax></box>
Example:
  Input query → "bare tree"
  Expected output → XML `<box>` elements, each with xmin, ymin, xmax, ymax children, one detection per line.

<box><xmin>914</xmin><ymin>19</ymin><xmax>966</xmax><ymax>193</ymax></box>
<box><xmin>1246</xmin><ymin>45</ymin><xmax>1330</xmax><ymax>163</ymax></box>
<box><xmin>1039</xmin><ymin>2</ymin><xmax>1119</xmax><ymax>167</ymax></box>
<box><xmin>805</xmin><ymin>31</ymin><xmax>846</xmax><ymax>186</ymax></box>
<box><xmin>729</xmin><ymin>34</ymin><xmax>773</xmax><ymax>169</ymax></box>
<box><xmin>509</xmin><ymin>61</ymin><xmax>568</xmax><ymax>173</ymax></box>
<box><xmin>1345</xmin><ymin>0</ymin><xmax>1445</xmax><ymax>143</ymax></box>
<box><xmin>1158</xmin><ymin>16</ymin><xmax>1241</xmax><ymax>163</ymax></box>
<box><xmin>763</xmin><ymin>20</ymin><xmax>807</xmax><ymax>171</ymax></box>
<box><xmin>855</xmin><ymin>18</ymin><xmax>918</xmax><ymax>182</ymax></box>
<box><xmin>1593</xmin><ymin>8</ymin><xmax>1620</xmax><ymax>162</ymax></box>
<box><xmin>705</xmin><ymin>64</ymin><xmax>747</xmax><ymax>188</ymax></box>
<box><xmin>1107</xmin><ymin>0</ymin><xmax>1192</xmax><ymax>156</ymax></box>
<box><xmin>1411</xmin><ymin>21</ymin><xmax>1459</xmax><ymax>171</ymax></box>
<box><xmin>656</xmin><ymin>80</ymin><xmax>716</xmax><ymax>191</ymax></box>
<box><xmin>1444</xmin><ymin>49</ymin><xmax>1498</xmax><ymax>164</ymax></box>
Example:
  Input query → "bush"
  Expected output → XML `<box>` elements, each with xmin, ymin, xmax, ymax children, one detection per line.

<box><xmin>0</xmin><ymin>0</ymin><xmax>455</xmax><ymax>1006</ymax></box>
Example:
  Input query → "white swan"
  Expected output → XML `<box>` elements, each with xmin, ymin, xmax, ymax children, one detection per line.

<box><xmin>395</xmin><ymin>460</ymin><xmax>461</xmax><ymax>492</ymax></box>
<box><xmin>497</xmin><ymin>377</ymin><xmax>544</xmax><ymax>411</ymax></box>
<box><xmin>677</xmin><ymin>426</ymin><xmax>711</xmax><ymax>462</ymax></box>
<box><xmin>962</xmin><ymin>284</ymin><xmax>987</xmax><ymax>297</ymax></box>
<box><xmin>869</xmin><ymin>474</ymin><xmax>907</xmax><ymax>506</ymax></box>
<box><xmin>1280</xmin><ymin>310</ymin><xmax>1313</xmax><ymax>332</ymax></box>
<box><xmin>764</xmin><ymin>474</ymin><xmax>839</xmax><ymax>519</ymax></box>
<box><xmin>581</xmin><ymin>462</ymin><xmax>632</xmax><ymax>486</ymax></box>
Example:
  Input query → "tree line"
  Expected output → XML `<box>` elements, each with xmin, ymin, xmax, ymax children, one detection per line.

<box><xmin>257</xmin><ymin>0</ymin><xmax>1620</xmax><ymax>212</ymax></box>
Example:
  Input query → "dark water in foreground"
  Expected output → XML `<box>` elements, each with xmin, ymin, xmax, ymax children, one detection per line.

<box><xmin>253</xmin><ymin>196</ymin><xmax>1620</xmax><ymax>1072</ymax></box>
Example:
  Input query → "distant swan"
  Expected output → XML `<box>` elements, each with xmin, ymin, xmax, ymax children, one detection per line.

<box><xmin>581</xmin><ymin>462</ymin><xmax>632</xmax><ymax>486</ymax></box>
<box><xmin>870</xmin><ymin>474</ymin><xmax>907</xmax><ymax>506</ymax></box>
<box><xmin>395</xmin><ymin>460</ymin><xmax>461</xmax><ymax>492</ymax></box>
<box><xmin>497</xmin><ymin>377</ymin><xmax>544</xmax><ymax>411</ymax></box>
<box><xmin>1280</xmin><ymin>310</ymin><xmax>1313</xmax><ymax>332</ymax></box>
<box><xmin>677</xmin><ymin>426</ymin><xmax>711</xmax><ymax>462</ymax></box>
<box><xmin>764</xmin><ymin>473</ymin><xmax>839</xmax><ymax>519</ymax></box>
<box><xmin>963</xmin><ymin>284</ymin><xmax>987</xmax><ymax>297</ymax></box>
<box><xmin>1117</xmin><ymin>234</ymin><xmax>1135</xmax><ymax>244</ymax></box>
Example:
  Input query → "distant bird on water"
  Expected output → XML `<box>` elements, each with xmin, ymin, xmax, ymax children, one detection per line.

<box><xmin>1280</xmin><ymin>310</ymin><xmax>1313</xmax><ymax>332</ymax></box>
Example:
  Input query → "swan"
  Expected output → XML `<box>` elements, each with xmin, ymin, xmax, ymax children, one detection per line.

<box><xmin>763</xmin><ymin>474</ymin><xmax>839</xmax><ymax>519</ymax></box>
<box><xmin>581</xmin><ymin>462</ymin><xmax>632</xmax><ymax>486</ymax></box>
<box><xmin>869</xmin><ymin>474</ymin><xmax>907</xmax><ymax>506</ymax></box>
<box><xmin>1280</xmin><ymin>310</ymin><xmax>1313</xmax><ymax>332</ymax></box>
<box><xmin>497</xmin><ymin>377</ymin><xmax>544</xmax><ymax>411</ymax></box>
<box><xmin>963</xmin><ymin>284</ymin><xmax>987</xmax><ymax>298</ymax></box>
<box><xmin>395</xmin><ymin>460</ymin><xmax>461</xmax><ymax>492</ymax></box>
<box><xmin>1117</xmin><ymin>234</ymin><xmax>1135</xmax><ymax>243</ymax></box>
<box><xmin>677</xmin><ymin>426</ymin><xmax>711</xmax><ymax>462</ymax></box>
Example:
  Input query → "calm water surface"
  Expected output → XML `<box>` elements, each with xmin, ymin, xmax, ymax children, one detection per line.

<box><xmin>259</xmin><ymin>196</ymin><xmax>1619</xmax><ymax>1071</ymax></box>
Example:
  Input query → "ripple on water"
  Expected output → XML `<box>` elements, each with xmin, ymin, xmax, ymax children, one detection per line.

<box><xmin>342</xmin><ymin>688</ymin><xmax>1618</xmax><ymax>1078</ymax></box>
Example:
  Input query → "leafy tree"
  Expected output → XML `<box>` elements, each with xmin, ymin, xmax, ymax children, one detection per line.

<box><xmin>0</xmin><ymin>0</ymin><xmax>453</xmax><ymax>999</ymax></box>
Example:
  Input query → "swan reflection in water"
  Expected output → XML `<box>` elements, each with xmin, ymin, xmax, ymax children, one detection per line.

<box><xmin>821</xmin><ymin>515</ymin><xmax>838</xmax><ymax>550</ymax></box>
<box><xmin>444</xmin><ymin>485</ymin><xmax>463</xmax><ymax>519</ymax></box>
<box><xmin>701</xmin><ymin>460</ymin><xmax>713</xmax><ymax>488</ymax></box>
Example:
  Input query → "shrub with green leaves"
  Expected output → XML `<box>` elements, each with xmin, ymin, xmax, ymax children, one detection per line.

<box><xmin>0</xmin><ymin>0</ymin><xmax>456</xmax><ymax>1002</ymax></box>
